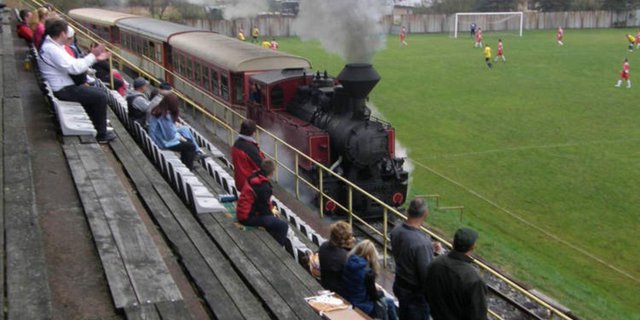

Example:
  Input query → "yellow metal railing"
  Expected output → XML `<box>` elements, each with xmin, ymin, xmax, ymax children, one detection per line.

<box><xmin>22</xmin><ymin>2</ymin><xmax>573</xmax><ymax>318</ymax></box>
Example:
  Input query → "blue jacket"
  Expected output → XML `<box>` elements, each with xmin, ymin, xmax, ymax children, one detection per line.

<box><xmin>148</xmin><ymin>113</ymin><xmax>181</xmax><ymax>149</ymax></box>
<box><xmin>341</xmin><ymin>255</ymin><xmax>374</xmax><ymax>315</ymax></box>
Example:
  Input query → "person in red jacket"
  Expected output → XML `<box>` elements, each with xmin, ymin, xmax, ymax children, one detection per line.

<box><xmin>16</xmin><ymin>10</ymin><xmax>33</xmax><ymax>43</ymax></box>
<box><xmin>236</xmin><ymin>160</ymin><xmax>289</xmax><ymax>246</ymax></box>
<box><xmin>232</xmin><ymin>119</ymin><xmax>264</xmax><ymax>190</ymax></box>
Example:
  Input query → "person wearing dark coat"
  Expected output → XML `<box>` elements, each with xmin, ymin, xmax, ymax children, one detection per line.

<box><xmin>231</xmin><ymin>119</ymin><xmax>264</xmax><ymax>191</ymax></box>
<box><xmin>318</xmin><ymin>221</ymin><xmax>354</xmax><ymax>294</ymax></box>
<box><xmin>390</xmin><ymin>197</ymin><xmax>434</xmax><ymax>320</ymax></box>
<box><xmin>235</xmin><ymin>160</ymin><xmax>288</xmax><ymax>246</ymax></box>
<box><xmin>425</xmin><ymin>228</ymin><xmax>488</xmax><ymax>320</ymax></box>
<box><xmin>341</xmin><ymin>240</ymin><xmax>397</xmax><ymax>320</ymax></box>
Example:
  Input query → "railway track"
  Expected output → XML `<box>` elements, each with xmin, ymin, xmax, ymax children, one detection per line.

<box><xmin>348</xmin><ymin>218</ymin><xmax>575</xmax><ymax>320</ymax></box>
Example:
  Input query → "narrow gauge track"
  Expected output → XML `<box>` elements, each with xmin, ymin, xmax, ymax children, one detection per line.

<box><xmin>348</xmin><ymin>218</ymin><xmax>565</xmax><ymax>320</ymax></box>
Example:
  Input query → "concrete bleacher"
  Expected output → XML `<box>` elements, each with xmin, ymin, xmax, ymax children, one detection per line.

<box><xmin>1</xmin><ymin>19</ymin><xmax>53</xmax><ymax>319</ymax></box>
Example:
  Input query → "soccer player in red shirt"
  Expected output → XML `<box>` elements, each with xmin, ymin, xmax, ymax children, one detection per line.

<box><xmin>557</xmin><ymin>26</ymin><xmax>564</xmax><ymax>46</ymax></box>
<box><xmin>400</xmin><ymin>26</ymin><xmax>408</xmax><ymax>46</ymax></box>
<box><xmin>494</xmin><ymin>39</ymin><xmax>506</xmax><ymax>63</ymax></box>
<box><xmin>636</xmin><ymin>30</ymin><xmax>640</xmax><ymax>49</ymax></box>
<box><xmin>615</xmin><ymin>58</ymin><xmax>631</xmax><ymax>89</ymax></box>
<box><xmin>474</xmin><ymin>27</ymin><xmax>483</xmax><ymax>48</ymax></box>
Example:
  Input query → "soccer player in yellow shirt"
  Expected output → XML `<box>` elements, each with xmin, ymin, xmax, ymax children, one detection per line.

<box><xmin>261</xmin><ymin>38</ymin><xmax>271</xmax><ymax>49</ymax></box>
<box><xmin>627</xmin><ymin>34</ymin><xmax>636</xmax><ymax>52</ymax></box>
<box><xmin>483</xmin><ymin>44</ymin><xmax>492</xmax><ymax>69</ymax></box>
<box><xmin>251</xmin><ymin>26</ymin><xmax>260</xmax><ymax>43</ymax></box>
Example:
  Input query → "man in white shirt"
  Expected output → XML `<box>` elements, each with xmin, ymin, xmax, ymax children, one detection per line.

<box><xmin>39</xmin><ymin>19</ymin><xmax>115</xmax><ymax>143</ymax></box>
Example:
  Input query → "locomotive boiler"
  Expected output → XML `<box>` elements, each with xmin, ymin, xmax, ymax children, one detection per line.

<box><xmin>282</xmin><ymin>63</ymin><xmax>409</xmax><ymax>217</ymax></box>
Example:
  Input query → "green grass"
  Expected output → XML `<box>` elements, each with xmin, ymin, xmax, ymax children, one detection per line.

<box><xmin>276</xmin><ymin>29</ymin><xmax>640</xmax><ymax>319</ymax></box>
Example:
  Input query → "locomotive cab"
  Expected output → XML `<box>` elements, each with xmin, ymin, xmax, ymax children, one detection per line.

<box><xmin>248</xmin><ymin>69</ymin><xmax>331</xmax><ymax>170</ymax></box>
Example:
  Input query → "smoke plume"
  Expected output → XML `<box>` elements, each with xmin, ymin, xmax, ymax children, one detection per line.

<box><xmin>293</xmin><ymin>0</ymin><xmax>392</xmax><ymax>63</ymax></box>
<box><xmin>223</xmin><ymin>0</ymin><xmax>269</xmax><ymax>19</ymax></box>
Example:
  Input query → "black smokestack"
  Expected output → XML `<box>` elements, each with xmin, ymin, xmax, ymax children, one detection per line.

<box><xmin>337</xmin><ymin>63</ymin><xmax>380</xmax><ymax>99</ymax></box>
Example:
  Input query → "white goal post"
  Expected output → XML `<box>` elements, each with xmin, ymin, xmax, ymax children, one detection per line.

<box><xmin>453</xmin><ymin>12</ymin><xmax>524</xmax><ymax>38</ymax></box>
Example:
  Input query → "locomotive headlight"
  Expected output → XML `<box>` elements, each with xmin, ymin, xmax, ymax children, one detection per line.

<box><xmin>392</xmin><ymin>192</ymin><xmax>404</xmax><ymax>205</ymax></box>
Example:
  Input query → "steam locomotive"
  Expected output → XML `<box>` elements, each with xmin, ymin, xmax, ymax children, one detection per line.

<box><xmin>68</xmin><ymin>8</ymin><xmax>409</xmax><ymax>217</ymax></box>
<box><xmin>248</xmin><ymin>64</ymin><xmax>408</xmax><ymax>217</ymax></box>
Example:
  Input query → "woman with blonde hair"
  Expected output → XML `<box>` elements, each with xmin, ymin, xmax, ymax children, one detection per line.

<box><xmin>342</xmin><ymin>240</ymin><xmax>397</xmax><ymax>320</ymax></box>
<box><xmin>32</xmin><ymin>7</ymin><xmax>49</xmax><ymax>48</ymax></box>
<box><xmin>318</xmin><ymin>221</ymin><xmax>354</xmax><ymax>294</ymax></box>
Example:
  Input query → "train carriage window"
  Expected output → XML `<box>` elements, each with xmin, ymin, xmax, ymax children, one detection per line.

<box><xmin>194</xmin><ymin>62</ymin><xmax>201</xmax><ymax>85</ymax></box>
<box><xmin>133</xmin><ymin>36</ymin><xmax>139</xmax><ymax>53</ymax></box>
<box><xmin>211</xmin><ymin>70</ymin><xmax>219</xmax><ymax>96</ymax></box>
<box><xmin>137</xmin><ymin>37</ymin><xmax>144</xmax><ymax>55</ymax></box>
<box><xmin>155</xmin><ymin>43</ymin><xmax>162</xmax><ymax>62</ymax></box>
<box><xmin>172</xmin><ymin>51</ymin><xmax>178</xmax><ymax>72</ymax></box>
<box><xmin>202</xmin><ymin>66</ymin><xmax>210</xmax><ymax>91</ymax></box>
<box><xmin>271</xmin><ymin>85</ymin><xmax>284</xmax><ymax>109</ymax></box>
<box><xmin>186</xmin><ymin>59</ymin><xmax>193</xmax><ymax>80</ymax></box>
<box><xmin>178</xmin><ymin>54</ymin><xmax>185</xmax><ymax>75</ymax></box>
<box><xmin>221</xmin><ymin>75</ymin><xmax>229</xmax><ymax>100</ymax></box>
<box><xmin>232</xmin><ymin>74</ymin><xmax>243</xmax><ymax>103</ymax></box>
<box><xmin>143</xmin><ymin>41</ymin><xmax>150</xmax><ymax>59</ymax></box>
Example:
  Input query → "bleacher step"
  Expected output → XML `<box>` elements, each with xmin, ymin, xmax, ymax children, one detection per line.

<box><xmin>62</xmin><ymin>138</ymin><xmax>185</xmax><ymax>314</ymax></box>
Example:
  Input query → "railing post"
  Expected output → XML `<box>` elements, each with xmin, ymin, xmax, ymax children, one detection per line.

<box><xmin>274</xmin><ymin>142</ymin><xmax>279</xmax><ymax>183</ymax></box>
<box><xmin>383</xmin><ymin>206</ymin><xmax>388</xmax><ymax>269</ymax></box>
<box><xmin>348</xmin><ymin>186</ymin><xmax>353</xmax><ymax>226</ymax></box>
<box><xmin>294</xmin><ymin>153</ymin><xmax>300</xmax><ymax>199</ymax></box>
<box><xmin>227</xmin><ymin>127</ymin><xmax>233</xmax><ymax>146</ymax></box>
<box><xmin>318</xmin><ymin>169</ymin><xmax>324</xmax><ymax>218</ymax></box>
<box><xmin>108</xmin><ymin>55</ymin><xmax>114</xmax><ymax>90</ymax></box>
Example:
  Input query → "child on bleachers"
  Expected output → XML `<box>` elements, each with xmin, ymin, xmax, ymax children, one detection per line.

<box><xmin>235</xmin><ymin>160</ymin><xmax>289</xmax><ymax>246</ymax></box>
<box><xmin>341</xmin><ymin>240</ymin><xmax>397</xmax><ymax>320</ymax></box>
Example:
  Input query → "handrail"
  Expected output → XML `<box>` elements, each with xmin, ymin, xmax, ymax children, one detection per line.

<box><xmin>21</xmin><ymin>2</ymin><xmax>573</xmax><ymax>318</ymax></box>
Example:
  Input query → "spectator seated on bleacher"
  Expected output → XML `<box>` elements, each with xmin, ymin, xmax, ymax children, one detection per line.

<box><xmin>16</xmin><ymin>10</ymin><xmax>33</xmax><ymax>43</ymax></box>
<box><xmin>232</xmin><ymin>119</ymin><xmax>264</xmax><ymax>191</ymax></box>
<box><xmin>38</xmin><ymin>19</ymin><xmax>116</xmax><ymax>143</ymax></box>
<box><xmin>148</xmin><ymin>93</ymin><xmax>198</xmax><ymax>170</ymax></box>
<box><xmin>32</xmin><ymin>7</ymin><xmax>49</xmax><ymax>49</ymax></box>
<box><xmin>126</xmin><ymin>77</ymin><xmax>164</xmax><ymax>126</ymax></box>
<box><xmin>341</xmin><ymin>240</ymin><xmax>397</xmax><ymax>320</ymax></box>
<box><xmin>318</xmin><ymin>221</ymin><xmax>354</xmax><ymax>295</ymax></box>
<box><xmin>92</xmin><ymin>58</ymin><xmax>127</xmax><ymax>96</ymax></box>
<box><xmin>236</xmin><ymin>160</ymin><xmax>289</xmax><ymax>246</ymax></box>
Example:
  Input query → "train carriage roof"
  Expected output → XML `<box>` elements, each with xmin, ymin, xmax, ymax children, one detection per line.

<box><xmin>116</xmin><ymin>17</ymin><xmax>200</xmax><ymax>42</ymax></box>
<box><xmin>169</xmin><ymin>32</ymin><xmax>312</xmax><ymax>73</ymax></box>
<box><xmin>68</xmin><ymin>8</ymin><xmax>138</xmax><ymax>26</ymax></box>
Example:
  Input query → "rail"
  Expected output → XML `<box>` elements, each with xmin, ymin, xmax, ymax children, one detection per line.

<box><xmin>20</xmin><ymin>1</ymin><xmax>574</xmax><ymax>318</ymax></box>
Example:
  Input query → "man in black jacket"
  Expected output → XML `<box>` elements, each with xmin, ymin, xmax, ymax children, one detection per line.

<box><xmin>425</xmin><ymin>228</ymin><xmax>488</xmax><ymax>320</ymax></box>
<box><xmin>390</xmin><ymin>197</ymin><xmax>433</xmax><ymax>320</ymax></box>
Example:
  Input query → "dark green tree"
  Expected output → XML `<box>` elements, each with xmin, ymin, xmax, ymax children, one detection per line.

<box><xmin>474</xmin><ymin>0</ymin><xmax>519</xmax><ymax>11</ymax></box>
<box><xmin>534</xmin><ymin>0</ymin><xmax>572</xmax><ymax>11</ymax></box>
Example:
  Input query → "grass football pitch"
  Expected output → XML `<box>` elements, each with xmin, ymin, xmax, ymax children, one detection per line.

<box><xmin>276</xmin><ymin>28</ymin><xmax>640</xmax><ymax>319</ymax></box>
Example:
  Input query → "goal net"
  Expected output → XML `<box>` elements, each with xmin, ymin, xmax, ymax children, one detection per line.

<box><xmin>450</xmin><ymin>12</ymin><xmax>523</xmax><ymax>38</ymax></box>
